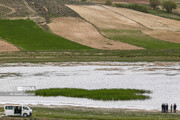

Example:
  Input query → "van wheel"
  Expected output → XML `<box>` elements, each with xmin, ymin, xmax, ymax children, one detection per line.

<box><xmin>23</xmin><ymin>113</ymin><xmax>28</xmax><ymax>117</ymax></box>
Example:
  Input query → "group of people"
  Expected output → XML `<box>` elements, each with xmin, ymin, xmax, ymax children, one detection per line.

<box><xmin>161</xmin><ymin>103</ymin><xmax>177</xmax><ymax>113</ymax></box>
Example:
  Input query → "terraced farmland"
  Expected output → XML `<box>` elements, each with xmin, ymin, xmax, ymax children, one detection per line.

<box><xmin>68</xmin><ymin>5</ymin><xmax>180</xmax><ymax>49</ymax></box>
<box><xmin>48</xmin><ymin>17</ymin><xmax>143</xmax><ymax>50</ymax></box>
<box><xmin>0</xmin><ymin>0</ymin><xmax>179</xmax><ymax>55</ymax></box>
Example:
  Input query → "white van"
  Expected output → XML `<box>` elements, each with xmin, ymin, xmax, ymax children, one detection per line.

<box><xmin>4</xmin><ymin>105</ymin><xmax>32</xmax><ymax>117</ymax></box>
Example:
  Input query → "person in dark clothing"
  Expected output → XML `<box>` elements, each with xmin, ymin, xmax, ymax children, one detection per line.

<box><xmin>173</xmin><ymin>103</ymin><xmax>177</xmax><ymax>113</ymax></box>
<box><xmin>165</xmin><ymin>104</ymin><xmax>169</xmax><ymax>113</ymax></box>
<box><xmin>161</xmin><ymin>104</ymin><xmax>164</xmax><ymax>113</ymax></box>
<box><xmin>170</xmin><ymin>104</ymin><xmax>173</xmax><ymax>113</ymax></box>
<box><xmin>162</xmin><ymin>103</ymin><xmax>165</xmax><ymax>113</ymax></box>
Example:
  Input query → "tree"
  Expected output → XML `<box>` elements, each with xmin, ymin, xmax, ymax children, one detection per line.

<box><xmin>105</xmin><ymin>0</ymin><xmax>112</xmax><ymax>5</ymax></box>
<box><xmin>162</xmin><ymin>1</ymin><xmax>177</xmax><ymax>13</ymax></box>
<box><xmin>149</xmin><ymin>0</ymin><xmax>161</xmax><ymax>10</ymax></box>
<box><xmin>81</xmin><ymin>0</ymin><xmax>86</xmax><ymax>2</ymax></box>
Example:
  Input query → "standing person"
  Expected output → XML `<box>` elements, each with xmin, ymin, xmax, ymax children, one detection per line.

<box><xmin>173</xmin><ymin>103</ymin><xmax>177</xmax><ymax>113</ymax></box>
<box><xmin>166</xmin><ymin>103</ymin><xmax>168</xmax><ymax>113</ymax></box>
<box><xmin>162</xmin><ymin>103</ymin><xmax>165</xmax><ymax>113</ymax></box>
<box><xmin>170</xmin><ymin>104</ymin><xmax>173</xmax><ymax>113</ymax></box>
<box><xmin>163</xmin><ymin>103</ymin><xmax>166</xmax><ymax>113</ymax></box>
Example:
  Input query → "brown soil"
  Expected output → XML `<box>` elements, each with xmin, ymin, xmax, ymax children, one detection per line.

<box><xmin>0</xmin><ymin>40</ymin><xmax>19</xmax><ymax>52</ymax></box>
<box><xmin>68</xmin><ymin>5</ymin><xmax>180</xmax><ymax>43</ymax></box>
<box><xmin>143</xmin><ymin>30</ymin><xmax>180</xmax><ymax>43</ymax></box>
<box><xmin>48</xmin><ymin>17</ymin><xmax>143</xmax><ymax>50</ymax></box>
<box><xmin>103</xmin><ymin>5</ymin><xmax>180</xmax><ymax>31</ymax></box>
<box><xmin>67</xmin><ymin>5</ymin><xmax>143</xmax><ymax>30</ymax></box>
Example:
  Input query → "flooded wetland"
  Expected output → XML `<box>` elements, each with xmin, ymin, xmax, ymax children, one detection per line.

<box><xmin>0</xmin><ymin>62</ymin><xmax>179</xmax><ymax>110</ymax></box>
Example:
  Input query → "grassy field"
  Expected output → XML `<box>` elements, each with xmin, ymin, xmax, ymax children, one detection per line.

<box><xmin>1</xmin><ymin>107</ymin><xmax>180</xmax><ymax>120</ymax></box>
<box><xmin>149</xmin><ymin>9</ymin><xmax>180</xmax><ymax>21</ymax></box>
<box><xmin>0</xmin><ymin>49</ymin><xmax>180</xmax><ymax>63</ymax></box>
<box><xmin>102</xmin><ymin>29</ymin><xmax>180</xmax><ymax>49</ymax></box>
<box><xmin>33</xmin><ymin>88</ymin><xmax>151</xmax><ymax>101</ymax></box>
<box><xmin>0</xmin><ymin>19</ymin><xmax>91</xmax><ymax>50</ymax></box>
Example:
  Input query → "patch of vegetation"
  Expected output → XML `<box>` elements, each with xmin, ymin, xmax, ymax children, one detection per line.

<box><xmin>0</xmin><ymin>107</ymin><xmax>3</xmax><ymax>112</ymax></box>
<box><xmin>32</xmin><ymin>88</ymin><xmax>151</xmax><ymax>101</ymax></box>
<box><xmin>105</xmin><ymin>0</ymin><xmax>112</xmax><ymax>5</ymax></box>
<box><xmin>102</xmin><ymin>29</ymin><xmax>180</xmax><ymax>49</ymax></box>
<box><xmin>114</xmin><ymin>3</ymin><xmax>149</xmax><ymax>13</ymax></box>
<box><xmin>149</xmin><ymin>0</ymin><xmax>161</xmax><ymax>10</ymax></box>
<box><xmin>0</xmin><ymin>49</ymin><xmax>180</xmax><ymax>63</ymax></box>
<box><xmin>162</xmin><ymin>1</ymin><xmax>177</xmax><ymax>12</ymax></box>
<box><xmin>2</xmin><ymin>106</ymin><xmax>180</xmax><ymax>120</ymax></box>
<box><xmin>149</xmin><ymin>9</ymin><xmax>180</xmax><ymax>20</ymax></box>
<box><xmin>26</xmin><ymin>0</ymin><xmax>94</xmax><ymax>22</ymax></box>
<box><xmin>0</xmin><ymin>19</ymin><xmax>92</xmax><ymax>50</ymax></box>
<box><xmin>114</xmin><ymin>3</ymin><xmax>180</xmax><ymax>20</ymax></box>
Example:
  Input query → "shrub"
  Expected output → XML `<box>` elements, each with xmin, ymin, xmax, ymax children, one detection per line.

<box><xmin>105</xmin><ymin>0</ymin><xmax>112</xmax><ymax>5</ymax></box>
<box><xmin>149</xmin><ymin>0</ymin><xmax>161</xmax><ymax>10</ymax></box>
<box><xmin>162</xmin><ymin>1</ymin><xmax>177</xmax><ymax>13</ymax></box>
<box><xmin>115</xmin><ymin>3</ymin><xmax>148</xmax><ymax>13</ymax></box>
<box><xmin>115</xmin><ymin>3</ymin><xmax>129</xmax><ymax>8</ymax></box>
<box><xmin>81</xmin><ymin>0</ymin><xmax>86</xmax><ymax>2</ymax></box>
<box><xmin>129</xmin><ymin>4</ymin><xmax>149</xmax><ymax>13</ymax></box>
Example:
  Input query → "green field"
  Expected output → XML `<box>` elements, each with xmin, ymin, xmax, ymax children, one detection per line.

<box><xmin>102</xmin><ymin>29</ymin><xmax>180</xmax><ymax>49</ymax></box>
<box><xmin>149</xmin><ymin>9</ymin><xmax>180</xmax><ymax>21</ymax></box>
<box><xmin>0</xmin><ymin>49</ymin><xmax>180</xmax><ymax>63</ymax></box>
<box><xmin>1</xmin><ymin>107</ymin><xmax>180</xmax><ymax>120</ymax></box>
<box><xmin>0</xmin><ymin>19</ymin><xmax>91</xmax><ymax>50</ymax></box>
<box><xmin>33</xmin><ymin>88</ymin><xmax>151</xmax><ymax>101</ymax></box>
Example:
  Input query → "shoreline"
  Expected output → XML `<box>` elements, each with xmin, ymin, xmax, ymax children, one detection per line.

<box><xmin>0</xmin><ymin>103</ymin><xmax>161</xmax><ymax>112</ymax></box>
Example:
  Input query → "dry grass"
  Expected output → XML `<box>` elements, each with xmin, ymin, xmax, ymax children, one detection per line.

<box><xmin>68</xmin><ymin>5</ymin><xmax>180</xmax><ymax>44</ymax></box>
<box><xmin>67</xmin><ymin>5</ymin><xmax>143</xmax><ymax>30</ymax></box>
<box><xmin>103</xmin><ymin>5</ymin><xmax>180</xmax><ymax>31</ymax></box>
<box><xmin>143</xmin><ymin>30</ymin><xmax>180</xmax><ymax>43</ymax></box>
<box><xmin>0</xmin><ymin>40</ymin><xmax>19</xmax><ymax>52</ymax></box>
<box><xmin>48</xmin><ymin>17</ymin><xmax>143</xmax><ymax>50</ymax></box>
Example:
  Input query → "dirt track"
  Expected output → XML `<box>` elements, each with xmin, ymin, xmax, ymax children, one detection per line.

<box><xmin>0</xmin><ymin>40</ymin><xmax>19</xmax><ymax>52</ymax></box>
<box><xmin>48</xmin><ymin>17</ymin><xmax>143</xmax><ymax>50</ymax></box>
<box><xmin>0</xmin><ymin>3</ymin><xmax>16</xmax><ymax>16</ymax></box>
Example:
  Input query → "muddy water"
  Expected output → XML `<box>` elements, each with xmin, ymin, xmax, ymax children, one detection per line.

<box><xmin>0</xmin><ymin>62</ymin><xmax>179</xmax><ymax>110</ymax></box>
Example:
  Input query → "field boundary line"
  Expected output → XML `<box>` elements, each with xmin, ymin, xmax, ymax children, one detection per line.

<box><xmin>101</xmin><ymin>5</ymin><xmax>152</xmax><ymax>30</ymax></box>
<box><xmin>66</xmin><ymin>5</ymin><xmax>145</xmax><ymax>50</ymax></box>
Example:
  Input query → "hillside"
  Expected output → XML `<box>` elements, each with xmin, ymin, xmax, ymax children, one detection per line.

<box><xmin>0</xmin><ymin>0</ymin><xmax>179</xmax><ymax>58</ymax></box>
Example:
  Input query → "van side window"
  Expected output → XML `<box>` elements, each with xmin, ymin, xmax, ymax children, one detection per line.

<box><xmin>23</xmin><ymin>106</ymin><xmax>29</xmax><ymax>110</ymax></box>
<box><xmin>5</xmin><ymin>106</ymin><xmax>13</xmax><ymax>110</ymax></box>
